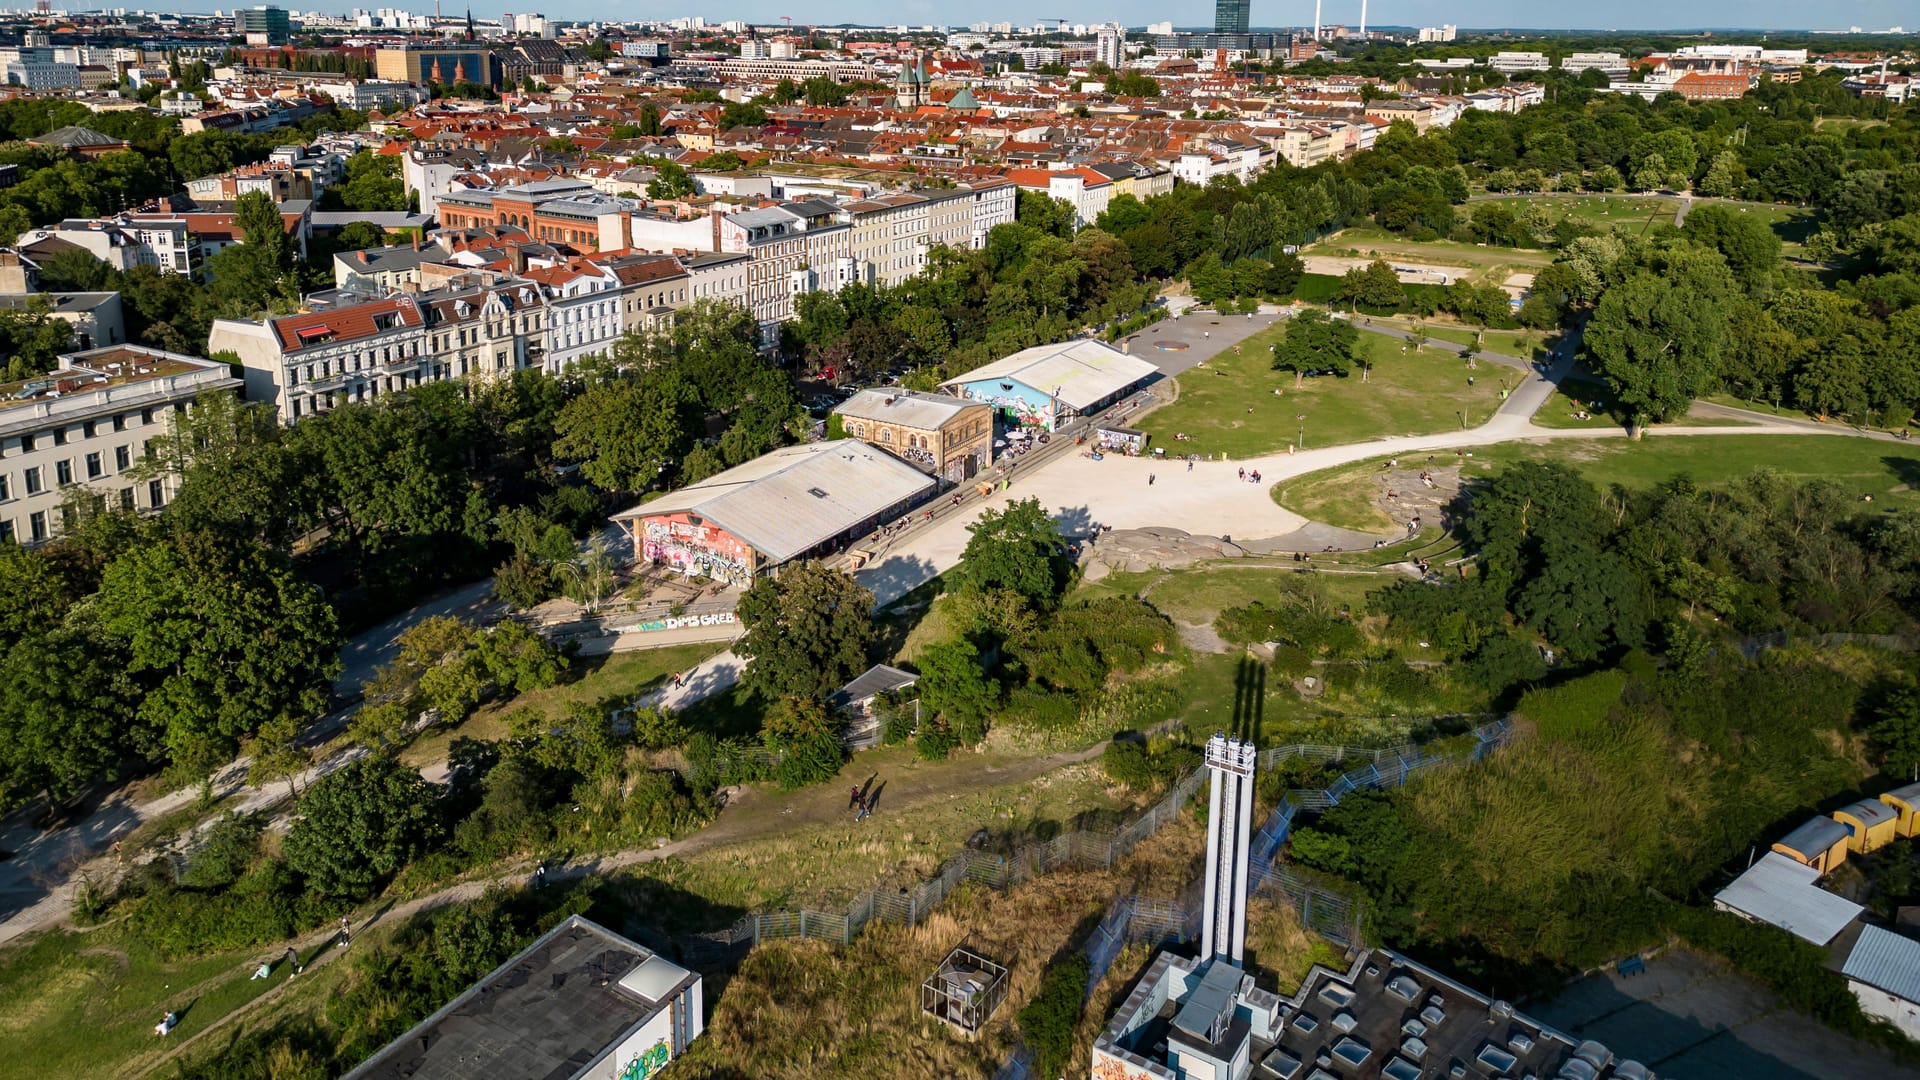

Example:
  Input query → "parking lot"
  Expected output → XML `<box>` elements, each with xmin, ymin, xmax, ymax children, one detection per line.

<box><xmin>1527</xmin><ymin>951</ymin><xmax>1920</xmax><ymax>1080</ymax></box>
<box><xmin>1121</xmin><ymin>307</ymin><xmax>1288</xmax><ymax>378</ymax></box>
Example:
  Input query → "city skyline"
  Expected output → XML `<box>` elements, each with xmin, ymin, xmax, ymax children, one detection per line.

<box><xmin>166</xmin><ymin>2</ymin><xmax>1912</xmax><ymax>33</ymax></box>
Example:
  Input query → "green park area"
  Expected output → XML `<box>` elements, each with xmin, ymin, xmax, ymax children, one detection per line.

<box><xmin>1474</xmin><ymin>193</ymin><xmax>1680</xmax><ymax>232</ymax></box>
<box><xmin>1277</xmin><ymin>434</ymin><xmax>1920</xmax><ymax>533</ymax></box>
<box><xmin>1137</xmin><ymin>327</ymin><xmax>1499</xmax><ymax>459</ymax></box>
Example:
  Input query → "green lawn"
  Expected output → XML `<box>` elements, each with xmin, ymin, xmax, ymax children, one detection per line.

<box><xmin>1309</xmin><ymin>227</ymin><xmax>1557</xmax><ymax>272</ymax></box>
<box><xmin>1476</xmin><ymin>194</ymin><xmax>1679</xmax><ymax>233</ymax></box>
<box><xmin>1697</xmin><ymin>199</ymin><xmax>1819</xmax><ymax>253</ymax></box>
<box><xmin>1278</xmin><ymin>436</ymin><xmax>1920</xmax><ymax>529</ymax></box>
<box><xmin>0</xmin><ymin>922</ymin><xmax>345</xmax><ymax>1080</ymax></box>
<box><xmin>1138</xmin><ymin>330</ymin><xmax>1497</xmax><ymax>459</ymax></box>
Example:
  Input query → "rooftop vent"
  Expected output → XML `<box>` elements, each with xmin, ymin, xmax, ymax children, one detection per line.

<box><xmin>807</xmin><ymin>486</ymin><xmax>829</xmax><ymax>498</ymax></box>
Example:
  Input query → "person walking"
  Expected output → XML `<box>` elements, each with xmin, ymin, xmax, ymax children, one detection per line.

<box><xmin>855</xmin><ymin>791</ymin><xmax>872</xmax><ymax>822</ymax></box>
<box><xmin>338</xmin><ymin>916</ymin><xmax>352</xmax><ymax>949</ymax></box>
<box><xmin>849</xmin><ymin>785</ymin><xmax>862</xmax><ymax>811</ymax></box>
<box><xmin>1238</xmin><ymin>467</ymin><xmax>1245</xmax><ymax>480</ymax></box>
<box><xmin>1186</xmin><ymin>458</ymin><xmax>1193</xmax><ymax>472</ymax></box>
<box><xmin>1147</xmin><ymin>473</ymin><xmax>1155</xmax><ymax>486</ymax></box>
<box><xmin>284</xmin><ymin>946</ymin><xmax>301</xmax><ymax>978</ymax></box>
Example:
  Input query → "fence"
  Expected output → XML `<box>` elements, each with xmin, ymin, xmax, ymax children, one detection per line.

<box><xmin>1731</xmin><ymin>631</ymin><xmax>1919</xmax><ymax>661</ymax></box>
<box><xmin>680</xmin><ymin>763</ymin><xmax>1210</xmax><ymax>966</ymax></box>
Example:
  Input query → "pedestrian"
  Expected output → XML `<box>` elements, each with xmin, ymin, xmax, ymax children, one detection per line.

<box><xmin>338</xmin><ymin>916</ymin><xmax>352</xmax><ymax>949</ymax></box>
<box><xmin>250</xmin><ymin>960</ymin><xmax>273</xmax><ymax>980</ymax></box>
<box><xmin>671</xmin><ymin>671</ymin><xmax>684</xmax><ymax>688</ymax></box>
<box><xmin>533</xmin><ymin>864</ymin><xmax>546</xmax><ymax>889</ymax></box>
<box><xmin>1186</xmin><ymin>459</ymin><xmax>1193</xmax><ymax>472</ymax></box>
<box><xmin>849</xmin><ymin>785</ymin><xmax>862</xmax><ymax>811</ymax></box>
<box><xmin>856</xmin><ymin>792</ymin><xmax>872</xmax><ymax>822</ymax></box>
<box><xmin>284</xmin><ymin>946</ymin><xmax>301</xmax><ymax>978</ymax></box>
<box><xmin>1148</xmin><ymin>473</ymin><xmax>1155</xmax><ymax>486</ymax></box>
<box><xmin>1238</xmin><ymin>467</ymin><xmax>1246</xmax><ymax>480</ymax></box>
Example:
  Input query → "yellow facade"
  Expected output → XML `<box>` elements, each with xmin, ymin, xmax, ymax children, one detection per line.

<box><xmin>1881</xmin><ymin>782</ymin><xmax>1920</xmax><ymax>838</ymax></box>
<box><xmin>1772</xmin><ymin>816</ymin><xmax>1851</xmax><ymax>874</ymax></box>
<box><xmin>1833</xmin><ymin>799</ymin><xmax>1899</xmax><ymax>854</ymax></box>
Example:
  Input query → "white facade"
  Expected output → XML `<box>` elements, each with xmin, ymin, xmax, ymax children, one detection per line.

<box><xmin>1489</xmin><ymin>51</ymin><xmax>1551</xmax><ymax>74</ymax></box>
<box><xmin>1417</xmin><ymin>25</ymin><xmax>1456</xmax><ymax>42</ymax></box>
<box><xmin>1094</xmin><ymin>23</ymin><xmax>1124</xmax><ymax>70</ymax></box>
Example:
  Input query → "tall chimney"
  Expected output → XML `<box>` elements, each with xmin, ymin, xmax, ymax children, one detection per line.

<box><xmin>1314</xmin><ymin>0</ymin><xmax>1322</xmax><ymax>40</ymax></box>
<box><xmin>1360</xmin><ymin>0</ymin><xmax>1367</xmax><ymax>37</ymax></box>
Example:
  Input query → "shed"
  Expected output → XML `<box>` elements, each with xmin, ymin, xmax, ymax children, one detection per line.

<box><xmin>1771</xmin><ymin>815</ymin><xmax>1851</xmax><ymax>874</ymax></box>
<box><xmin>921</xmin><ymin>947</ymin><xmax>1009</xmax><ymax>1036</ymax></box>
<box><xmin>829</xmin><ymin>663</ymin><xmax>920</xmax><ymax>750</ymax></box>
<box><xmin>1881</xmin><ymin>781</ymin><xmax>1920</xmax><ymax>838</ymax></box>
<box><xmin>1711</xmin><ymin>852</ymin><xmax>1864</xmax><ymax>945</ymax></box>
<box><xmin>1842</xmin><ymin>925</ymin><xmax>1920</xmax><ymax>1040</ymax></box>
<box><xmin>1833</xmin><ymin>798</ymin><xmax>1898</xmax><ymax>854</ymax></box>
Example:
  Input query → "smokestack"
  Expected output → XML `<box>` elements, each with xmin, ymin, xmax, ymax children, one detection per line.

<box><xmin>1314</xmin><ymin>0</ymin><xmax>1322</xmax><ymax>39</ymax></box>
<box><xmin>1360</xmin><ymin>0</ymin><xmax>1367</xmax><ymax>37</ymax></box>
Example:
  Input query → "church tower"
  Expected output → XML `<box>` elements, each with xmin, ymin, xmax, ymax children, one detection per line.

<box><xmin>895</xmin><ymin>49</ymin><xmax>924</xmax><ymax>110</ymax></box>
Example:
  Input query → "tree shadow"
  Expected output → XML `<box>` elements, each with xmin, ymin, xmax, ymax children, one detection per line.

<box><xmin>852</xmin><ymin>552</ymin><xmax>939</xmax><ymax>608</ymax></box>
<box><xmin>1882</xmin><ymin>455</ymin><xmax>1920</xmax><ymax>495</ymax></box>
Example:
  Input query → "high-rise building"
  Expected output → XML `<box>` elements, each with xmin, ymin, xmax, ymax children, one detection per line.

<box><xmin>1418</xmin><ymin>25</ymin><xmax>1457</xmax><ymax>42</ymax></box>
<box><xmin>235</xmin><ymin>5</ymin><xmax>292</xmax><ymax>45</ymax></box>
<box><xmin>1214</xmin><ymin>0</ymin><xmax>1249</xmax><ymax>35</ymax></box>
<box><xmin>1094</xmin><ymin>23</ymin><xmax>1124</xmax><ymax>69</ymax></box>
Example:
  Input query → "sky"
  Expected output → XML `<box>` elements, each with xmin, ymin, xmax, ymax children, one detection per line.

<box><xmin>364</xmin><ymin>1</ymin><xmax>1911</xmax><ymax>31</ymax></box>
<box><xmin>172</xmin><ymin>0</ymin><xmax>1908</xmax><ymax>31</ymax></box>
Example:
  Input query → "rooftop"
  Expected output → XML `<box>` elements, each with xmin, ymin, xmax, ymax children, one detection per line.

<box><xmin>1842</xmin><ymin>925</ymin><xmax>1920</xmax><ymax>1005</ymax></box>
<box><xmin>0</xmin><ymin>291</ymin><xmax>120</xmax><ymax>315</ymax></box>
<box><xmin>833</xmin><ymin>388</ymin><xmax>981</xmax><ymax>430</ymax></box>
<box><xmin>613</xmin><ymin>441</ymin><xmax>936</xmax><ymax>564</ymax></box>
<box><xmin>1777</xmin><ymin>815</ymin><xmax>1852</xmax><ymax>857</ymax></box>
<box><xmin>941</xmin><ymin>338</ymin><xmax>1157</xmax><ymax>411</ymax></box>
<box><xmin>341</xmin><ymin>915</ymin><xmax>695</xmax><ymax>1080</ymax></box>
<box><xmin>1713</xmin><ymin>852</ymin><xmax>1865</xmax><ymax>945</ymax></box>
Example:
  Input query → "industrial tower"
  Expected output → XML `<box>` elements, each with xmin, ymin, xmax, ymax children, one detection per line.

<box><xmin>1200</xmin><ymin>732</ymin><xmax>1257</xmax><ymax>964</ymax></box>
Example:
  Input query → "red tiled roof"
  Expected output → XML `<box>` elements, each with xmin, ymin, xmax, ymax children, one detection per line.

<box><xmin>270</xmin><ymin>297</ymin><xmax>423</xmax><ymax>353</ymax></box>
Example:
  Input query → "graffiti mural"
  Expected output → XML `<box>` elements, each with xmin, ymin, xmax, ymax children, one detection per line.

<box><xmin>952</xmin><ymin>380</ymin><xmax>1060</xmax><ymax>430</ymax></box>
<box><xmin>617</xmin><ymin>1039</ymin><xmax>671</xmax><ymax>1080</ymax></box>
<box><xmin>640</xmin><ymin>515</ymin><xmax>754</xmax><ymax>586</ymax></box>
<box><xmin>1091</xmin><ymin>1050</ymin><xmax>1159</xmax><ymax>1080</ymax></box>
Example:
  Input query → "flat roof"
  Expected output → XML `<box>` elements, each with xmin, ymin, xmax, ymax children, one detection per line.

<box><xmin>940</xmin><ymin>339</ymin><xmax>1156</xmax><ymax>411</ymax></box>
<box><xmin>1713</xmin><ymin>852</ymin><xmax>1864</xmax><ymax>945</ymax></box>
<box><xmin>833</xmin><ymin>388</ymin><xmax>979</xmax><ymax>430</ymax></box>
<box><xmin>341</xmin><ymin>915</ymin><xmax>691</xmax><ymax>1080</ymax></box>
<box><xmin>1843</xmin><ymin>925</ymin><xmax>1920</xmax><ymax>1004</ymax></box>
<box><xmin>612</xmin><ymin>442</ymin><xmax>935</xmax><ymax>564</ymax></box>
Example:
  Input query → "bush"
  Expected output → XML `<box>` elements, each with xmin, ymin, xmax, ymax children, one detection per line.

<box><xmin>181</xmin><ymin>811</ymin><xmax>265</xmax><ymax>889</ymax></box>
<box><xmin>1018</xmin><ymin>952</ymin><xmax>1090</xmax><ymax>1077</ymax></box>
<box><xmin>915</xmin><ymin>723</ymin><xmax>959</xmax><ymax>760</ymax></box>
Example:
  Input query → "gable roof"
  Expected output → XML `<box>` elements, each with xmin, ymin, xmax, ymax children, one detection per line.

<box><xmin>941</xmin><ymin>339</ymin><xmax>1156</xmax><ymax>411</ymax></box>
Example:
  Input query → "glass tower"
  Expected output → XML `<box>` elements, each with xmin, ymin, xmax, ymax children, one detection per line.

<box><xmin>1215</xmin><ymin>0</ymin><xmax>1250</xmax><ymax>34</ymax></box>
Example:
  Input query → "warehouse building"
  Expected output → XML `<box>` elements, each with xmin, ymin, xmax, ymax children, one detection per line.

<box><xmin>940</xmin><ymin>339</ymin><xmax>1156</xmax><ymax>432</ymax></box>
<box><xmin>342</xmin><ymin>915</ymin><xmax>703</xmax><ymax>1080</ymax></box>
<box><xmin>611</xmin><ymin>442</ymin><xmax>936</xmax><ymax>587</ymax></box>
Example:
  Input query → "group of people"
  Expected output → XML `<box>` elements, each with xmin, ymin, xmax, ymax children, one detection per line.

<box><xmin>847</xmin><ymin>783</ymin><xmax>879</xmax><ymax>822</ymax></box>
<box><xmin>1235</xmin><ymin>467</ymin><xmax>1263</xmax><ymax>483</ymax></box>
<box><xmin>170</xmin><ymin>917</ymin><xmax>361</xmax><ymax>1038</ymax></box>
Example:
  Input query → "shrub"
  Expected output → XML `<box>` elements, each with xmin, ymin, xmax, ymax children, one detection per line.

<box><xmin>1019</xmin><ymin>952</ymin><xmax>1090</xmax><ymax>1077</ymax></box>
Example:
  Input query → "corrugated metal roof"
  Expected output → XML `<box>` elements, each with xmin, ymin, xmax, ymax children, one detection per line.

<box><xmin>940</xmin><ymin>339</ymin><xmax>1156</xmax><ymax>411</ymax></box>
<box><xmin>1776</xmin><ymin>816</ymin><xmax>1850</xmax><ymax>857</ymax></box>
<box><xmin>1172</xmin><ymin>959</ymin><xmax>1243</xmax><ymax>1038</ymax></box>
<box><xmin>613</xmin><ymin>443</ymin><xmax>934</xmax><ymax>563</ymax></box>
<box><xmin>1844</xmin><ymin>925</ymin><xmax>1920</xmax><ymax>1003</ymax></box>
<box><xmin>1713</xmin><ymin>853</ymin><xmax>1863</xmax><ymax>946</ymax></box>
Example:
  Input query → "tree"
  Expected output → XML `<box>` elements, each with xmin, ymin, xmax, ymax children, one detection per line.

<box><xmin>1337</xmin><ymin>258</ymin><xmax>1405</xmax><ymax>311</ymax></box>
<box><xmin>736</xmin><ymin>562</ymin><xmax>876</xmax><ymax>700</ymax></box>
<box><xmin>332</xmin><ymin>151</ymin><xmax>405</xmax><ymax>212</ymax></box>
<box><xmin>247</xmin><ymin>715</ymin><xmax>310</xmax><ymax>799</ymax></box>
<box><xmin>646</xmin><ymin>159</ymin><xmax>696</xmax><ymax>199</ymax></box>
<box><xmin>283</xmin><ymin>754</ymin><xmax>440</xmax><ymax>897</ymax></box>
<box><xmin>333</xmin><ymin>220</ymin><xmax>388</xmax><ymax>252</ymax></box>
<box><xmin>1104</xmin><ymin>71</ymin><xmax>1161</xmax><ymax>98</ymax></box>
<box><xmin>93</xmin><ymin>537</ymin><xmax>341</xmax><ymax>767</ymax></box>
<box><xmin>1696</xmin><ymin>150</ymin><xmax>1744</xmax><ymax>198</ymax></box>
<box><xmin>915</xmin><ymin>639</ymin><xmax>996</xmax><ymax>746</ymax></box>
<box><xmin>762</xmin><ymin>695</ymin><xmax>845</xmax><ymax>789</ymax></box>
<box><xmin>1272</xmin><ymin>308</ymin><xmax>1360</xmax><ymax>386</ymax></box>
<box><xmin>953</xmin><ymin>497</ymin><xmax>1071</xmax><ymax>611</ymax></box>
<box><xmin>1016</xmin><ymin>189</ymin><xmax>1076</xmax><ymax>238</ymax></box>
<box><xmin>552</xmin><ymin>373</ymin><xmax>701</xmax><ymax>491</ymax></box>
<box><xmin>1871</xmin><ymin>687</ymin><xmax>1920</xmax><ymax>780</ymax></box>
<box><xmin>1584</xmin><ymin>254</ymin><xmax>1738</xmax><ymax>426</ymax></box>
<box><xmin>0</xmin><ymin>630</ymin><xmax>135</xmax><ymax>807</ymax></box>
<box><xmin>1682</xmin><ymin>204</ymin><xmax>1782</xmax><ymax>294</ymax></box>
<box><xmin>717</xmin><ymin>101</ymin><xmax>767</xmax><ymax>129</ymax></box>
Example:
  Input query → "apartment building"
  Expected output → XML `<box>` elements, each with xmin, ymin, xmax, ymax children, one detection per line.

<box><xmin>601</xmin><ymin>253</ymin><xmax>692</xmax><ymax>338</ymax></box>
<box><xmin>1005</xmin><ymin>167</ymin><xmax>1112</xmax><ymax>231</ymax></box>
<box><xmin>521</xmin><ymin>257</ymin><xmax>622</xmax><ymax>372</ymax></box>
<box><xmin>437</xmin><ymin>180</ymin><xmax>635</xmax><ymax>253</ymax></box>
<box><xmin>0</xmin><ymin>345</ymin><xmax>240</xmax><ymax>545</ymax></box>
<box><xmin>16</xmin><ymin>218</ymin><xmax>196</xmax><ymax>276</ymax></box>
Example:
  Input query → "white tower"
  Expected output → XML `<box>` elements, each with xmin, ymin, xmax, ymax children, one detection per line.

<box><xmin>1360</xmin><ymin>0</ymin><xmax>1367</xmax><ymax>37</ymax></box>
<box><xmin>1200</xmin><ymin>733</ymin><xmax>1258</xmax><ymax>965</ymax></box>
<box><xmin>1313</xmin><ymin>0</ymin><xmax>1322</xmax><ymax>40</ymax></box>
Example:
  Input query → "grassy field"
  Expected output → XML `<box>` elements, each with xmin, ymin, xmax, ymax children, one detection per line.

<box><xmin>1698</xmin><ymin>199</ymin><xmax>1819</xmax><ymax>254</ymax></box>
<box><xmin>1138</xmin><ymin>328</ymin><xmax>1498</xmax><ymax>458</ymax></box>
<box><xmin>398</xmin><ymin>643</ymin><xmax>726</xmax><ymax>767</ymax></box>
<box><xmin>1475</xmin><ymin>193</ymin><xmax>1679</xmax><ymax>233</ymax></box>
<box><xmin>1308</xmin><ymin>227</ymin><xmax>1557</xmax><ymax>274</ymax></box>
<box><xmin>1277</xmin><ymin>435</ymin><xmax>1920</xmax><ymax>530</ymax></box>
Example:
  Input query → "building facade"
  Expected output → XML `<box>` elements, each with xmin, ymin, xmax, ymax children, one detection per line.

<box><xmin>833</xmin><ymin>389</ymin><xmax>993</xmax><ymax>482</ymax></box>
<box><xmin>0</xmin><ymin>345</ymin><xmax>240</xmax><ymax>545</ymax></box>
